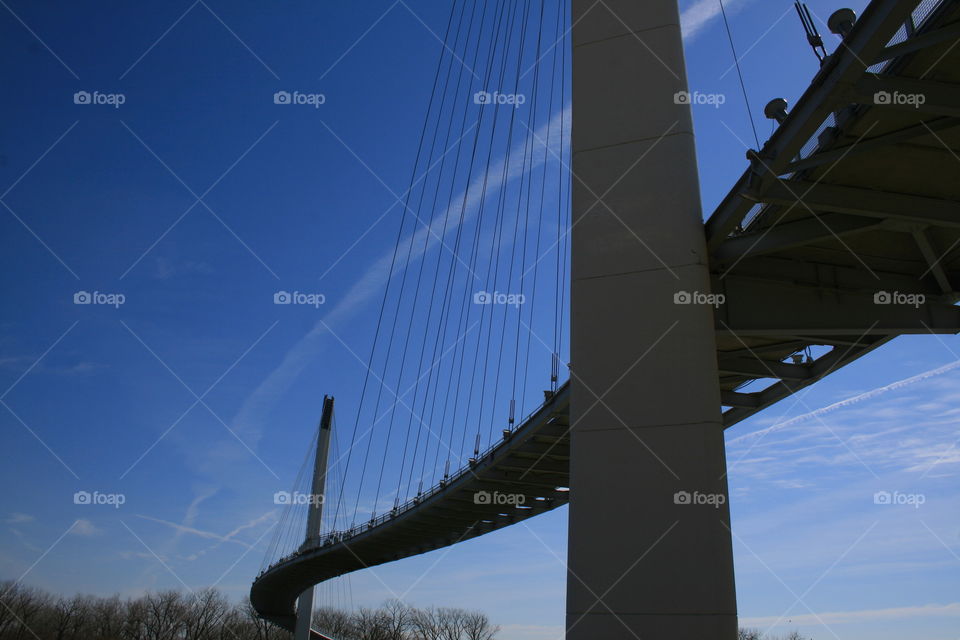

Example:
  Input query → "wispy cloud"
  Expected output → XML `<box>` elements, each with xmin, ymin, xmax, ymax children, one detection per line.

<box><xmin>0</xmin><ymin>356</ymin><xmax>104</xmax><ymax>376</ymax></box>
<box><xmin>729</xmin><ymin>359</ymin><xmax>960</xmax><ymax>446</ymax></box>
<box><xmin>3</xmin><ymin>513</ymin><xmax>34</xmax><ymax>524</ymax></box>
<box><xmin>181</xmin><ymin>511</ymin><xmax>277</xmax><ymax>562</ymax></box>
<box><xmin>680</xmin><ymin>0</ymin><xmax>752</xmax><ymax>40</ymax></box>
<box><xmin>497</xmin><ymin>624</ymin><xmax>565</xmax><ymax>640</ymax></box>
<box><xmin>741</xmin><ymin>602</ymin><xmax>960</xmax><ymax>626</ymax></box>
<box><xmin>71</xmin><ymin>519</ymin><xmax>102</xmax><ymax>537</ymax></box>
<box><xmin>120</xmin><ymin>550</ymin><xmax>163</xmax><ymax>561</ymax></box>
<box><xmin>9</xmin><ymin>527</ymin><xmax>43</xmax><ymax>553</ymax></box>
<box><xmin>170</xmin><ymin>487</ymin><xmax>219</xmax><ymax>546</ymax></box>
<box><xmin>228</xmin><ymin>105</ymin><xmax>571</xmax><ymax>449</ymax></box>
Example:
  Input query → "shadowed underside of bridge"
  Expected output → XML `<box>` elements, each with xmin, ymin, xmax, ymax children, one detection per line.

<box><xmin>252</xmin><ymin>0</ymin><xmax>960</xmax><ymax>631</ymax></box>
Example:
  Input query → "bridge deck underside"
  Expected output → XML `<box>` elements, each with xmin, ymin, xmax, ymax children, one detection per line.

<box><xmin>252</xmin><ymin>0</ymin><xmax>960</xmax><ymax>630</ymax></box>
<box><xmin>712</xmin><ymin>0</ymin><xmax>960</xmax><ymax>424</ymax></box>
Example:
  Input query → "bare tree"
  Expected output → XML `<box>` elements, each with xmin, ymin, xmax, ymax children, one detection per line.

<box><xmin>52</xmin><ymin>595</ymin><xmax>97</xmax><ymax>640</ymax></box>
<box><xmin>90</xmin><ymin>595</ymin><xmax>125</xmax><ymax>640</ymax></box>
<box><xmin>0</xmin><ymin>582</ymin><xmax>51</xmax><ymax>640</ymax></box>
<box><xmin>0</xmin><ymin>581</ymin><xmax>508</xmax><ymax>640</ymax></box>
<box><xmin>314</xmin><ymin>607</ymin><xmax>355</xmax><ymax>640</ymax></box>
<box><xmin>143</xmin><ymin>590</ymin><xmax>187</xmax><ymax>640</ymax></box>
<box><xmin>381</xmin><ymin>600</ymin><xmax>412</xmax><ymax>640</ymax></box>
<box><xmin>407</xmin><ymin>606</ymin><xmax>440</xmax><ymax>640</ymax></box>
<box><xmin>436</xmin><ymin>607</ymin><xmax>469</xmax><ymax>640</ymax></box>
<box><xmin>184</xmin><ymin>589</ymin><xmax>229</xmax><ymax>640</ymax></box>
<box><xmin>737</xmin><ymin>630</ymin><xmax>811</xmax><ymax>640</ymax></box>
<box><xmin>461</xmin><ymin>610</ymin><xmax>497</xmax><ymax>640</ymax></box>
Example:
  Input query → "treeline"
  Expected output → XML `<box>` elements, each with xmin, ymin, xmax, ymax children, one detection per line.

<box><xmin>0</xmin><ymin>582</ymin><xmax>498</xmax><ymax>640</ymax></box>
<box><xmin>739</xmin><ymin>630</ymin><xmax>812</xmax><ymax>640</ymax></box>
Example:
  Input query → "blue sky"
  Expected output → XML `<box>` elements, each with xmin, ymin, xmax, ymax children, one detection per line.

<box><xmin>1</xmin><ymin>1</ymin><xmax>958</xmax><ymax>639</ymax></box>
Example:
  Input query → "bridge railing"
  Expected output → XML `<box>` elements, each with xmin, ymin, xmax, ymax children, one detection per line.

<box><xmin>260</xmin><ymin>383</ymin><xmax>569</xmax><ymax>576</ymax></box>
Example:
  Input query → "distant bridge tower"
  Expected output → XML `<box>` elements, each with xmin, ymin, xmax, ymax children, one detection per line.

<box><xmin>568</xmin><ymin>1</ymin><xmax>737</xmax><ymax>638</ymax></box>
<box><xmin>294</xmin><ymin>395</ymin><xmax>335</xmax><ymax>640</ymax></box>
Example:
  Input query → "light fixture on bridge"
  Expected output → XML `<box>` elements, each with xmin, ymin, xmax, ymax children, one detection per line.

<box><xmin>764</xmin><ymin>98</ymin><xmax>790</xmax><ymax>124</ymax></box>
<box><xmin>554</xmin><ymin>486</ymin><xmax>570</xmax><ymax>492</ymax></box>
<box><xmin>828</xmin><ymin>9</ymin><xmax>858</xmax><ymax>38</ymax></box>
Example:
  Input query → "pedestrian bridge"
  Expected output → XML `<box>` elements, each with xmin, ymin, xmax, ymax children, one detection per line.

<box><xmin>252</xmin><ymin>0</ymin><xmax>960</xmax><ymax>633</ymax></box>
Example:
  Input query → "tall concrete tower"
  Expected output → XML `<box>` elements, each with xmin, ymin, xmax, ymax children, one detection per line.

<box><xmin>567</xmin><ymin>1</ymin><xmax>738</xmax><ymax>638</ymax></box>
<box><xmin>294</xmin><ymin>395</ymin><xmax>335</xmax><ymax>640</ymax></box>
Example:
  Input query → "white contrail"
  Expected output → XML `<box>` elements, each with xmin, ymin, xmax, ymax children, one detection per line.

<box><xmin>230</xmin><ymin>106</ymin><xmax>571</xmax><ymax>446</ymax></box>
<box><xmin>136</xmin><ymin>515</ymin><xmax>252</xmax><ymax>548</ymax></box>
<box><xmin>729</xmin><ymin>358</ymin><xmax>960</xmax><ymax>445</ymax></box>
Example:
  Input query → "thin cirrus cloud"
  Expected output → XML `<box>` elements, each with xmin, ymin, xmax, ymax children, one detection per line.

<box><xmin>680</xmin><ymin>0</ymin><xmax>751</xmax><ymax>40</ymax></box>
<box><xmin>71</xmin><ymin>519</ymin><xmax>102</xmax><ymax>537</ymax></box>
<box><xmin>740</xmin><ymin>602</ymin><xmax>960</xmax><ymax>627</ymax></box>
<box><xmin>3</xmin><ymin>513</ymin><xmax>34</xmax><ymax>524</ymax></box>
<box><xmin>728</xmin><ymin>358</ymin><xmax>960</xmax><ymax>447</ymax></box>
<box><xmin>227</xmin><ymin>105</ymin><xmax>571</xmax><ymax>451</ymax></box>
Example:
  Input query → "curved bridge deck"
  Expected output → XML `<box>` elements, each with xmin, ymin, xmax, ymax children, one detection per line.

<box><xmin>253</xmin><ymin>384</ymin><xmax>571</xmax><ymax>629</ymax></box>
